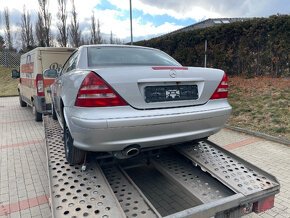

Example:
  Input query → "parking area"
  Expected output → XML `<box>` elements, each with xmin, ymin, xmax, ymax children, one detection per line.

<box><xmin>0</xmin><ymin>96</ymin><xmax>289</xmax><ymax>218</ymax></box>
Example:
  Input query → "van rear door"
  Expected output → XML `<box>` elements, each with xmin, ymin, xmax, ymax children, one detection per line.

<box><xmin>40</xmin><ymin>49</ymin><xmax>74</xmax><ymax>105</ymax></box>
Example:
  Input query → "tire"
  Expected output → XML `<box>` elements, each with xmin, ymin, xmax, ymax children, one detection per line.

<box><xmin>52</xmin><ymin>103</ymin><xmax>57</xmax><ymax>120</ymax></box>
<box><xmin>19</xmin><ymin>94</ymin><xmax>27</xmax><ymax>107</ymax></box>
<box><xmin>63</xmin><ymin>118</ymin><xmax>85</xmax><ymax>165</ymax></box>
<box><xmin>32</xmin><ymin>101</ymin><xmax>42</xmax><ymax>122</ymax></box>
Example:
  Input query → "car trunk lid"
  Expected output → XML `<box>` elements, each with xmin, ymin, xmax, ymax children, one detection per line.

<box><xmin>94</xmin><ymin>66</ymin><xmax>225</xmax><ymax>109</ymax></box>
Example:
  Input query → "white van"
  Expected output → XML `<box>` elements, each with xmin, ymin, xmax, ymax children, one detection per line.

<box><xmin>12</xmin><ymin>47</ymin><xmax>75</xmax><ymax>121</ymax></box>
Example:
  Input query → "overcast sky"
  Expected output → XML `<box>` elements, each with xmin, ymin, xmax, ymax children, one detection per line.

<box><xmin>0</xmin><ymin>0</ymin><xmax>289</xmax><ymax>46</ymax></box>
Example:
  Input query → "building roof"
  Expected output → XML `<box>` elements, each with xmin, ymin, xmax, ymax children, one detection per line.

<box><xmin>168</xmin><ymin>18</ymin><xmax>250</xmax><ymax>35</ymax></box>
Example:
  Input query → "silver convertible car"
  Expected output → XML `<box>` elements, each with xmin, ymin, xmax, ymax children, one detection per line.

<box><xmin>49</xmin><ymin>45</ymin><xmax>231</xmax><ymax>164</ymax></box>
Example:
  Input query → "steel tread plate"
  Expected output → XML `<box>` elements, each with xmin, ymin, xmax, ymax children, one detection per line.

<box><xmin>102</xmin><ymin>166</ymin><xmax>160</xmax><ymax>218</ymax></box>
<box><xmin>44</xmin><ymin>116</ymin><xmax>125</xmax><ymax>218</ymax></box>
<box><xmin>151</xmin><ymin>153</ymin><xmax>233</xmax><ymax>204</ymax></box>
<box><xmin>176</xmin><ymin>141</ymin><xmax>279</xmax><ymax>196</ymax></box>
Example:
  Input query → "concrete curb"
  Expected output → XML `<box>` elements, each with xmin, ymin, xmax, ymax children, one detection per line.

<box><xmin>0</xmin><ymin>95</ymin><xmax>18</xmax><ymax>98</ymax></box>
<box><xmin>225</xmin><ymin>125</ymin><xmax>290</xmax><ymax>146</ymax></box>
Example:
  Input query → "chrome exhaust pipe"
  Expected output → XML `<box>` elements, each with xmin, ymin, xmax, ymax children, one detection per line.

<box><xmin>113</xmin><ymin>144</ymin><xmax>141</xmax><ymax>159</ymax></box>
<box><xmin>125</xmin><ymin>147</ymin><xmax>140</xmax><ymax>157</ymax></box>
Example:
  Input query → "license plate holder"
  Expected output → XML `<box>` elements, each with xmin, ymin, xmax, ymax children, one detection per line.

<box><xmin>145</xmin><ymin>85</ymin><xmax>198</xmax><ymax>103</ymax></box>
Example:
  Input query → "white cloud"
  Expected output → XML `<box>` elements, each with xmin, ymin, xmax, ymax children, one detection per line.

<box><xmin>91</xmin><ymin>8</ymin><xmax>183</xmax><ymax>39</ymax></box>
<box><xmin>108</xmin><ymin>0</ymin><xmax>290</xmax><ymax>20</ymax></box>
<box><xmin>0</xmin><ymin>0</ymin><xmax>183</xmax><ymax>41</ymax></box>
<box><xmin>1</xmin><ymin>0</ymin><xmax>288</xmax><ymax>49</ymax></box>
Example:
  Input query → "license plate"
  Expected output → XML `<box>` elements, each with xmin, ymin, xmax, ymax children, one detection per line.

<box><xmin>145</xmin><ymin>85</ymin><xmax>198</xmax><ymax>103</ymax></box>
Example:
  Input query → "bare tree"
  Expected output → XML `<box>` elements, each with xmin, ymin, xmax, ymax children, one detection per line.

<box><xmin>96</xmin><ymin>19</ymin><xmax>102</xmax><ymax>44</ymax></box>
<box><xmin>90</xmin><ymin>14</ymin><xmax>102</xmax><ymax>44</ymax></box>
<box><xmin>0</xmin><ymin>12</ymin><xmax>3</xmax><ymax>50</ymax></box>
<box><xmin>90</xmin><ymin>13</ymin><xmax>97</xmax><ymax>44</ymax></box>
<box><xmin>115</xmin><ymin>37</ymin><xmax>123</xmax><ymax>45</ymax></box>
<box><xmin>110</xmin><ymin>31</ymin><xmax>113</xmax><ymax>44</ymax></box>
<box><xmin>38</xmin><ymin>0</ymin><xmax>52</xmax><ymax>47</ymax></box>
<box><xmin>36</xmin><ymin>12</ymin><xmax>45</xmax><ymax>46</ymax></box>
<box><xmin>80</xmin><ymin>34</ymin><xmax>90</xmax><ymax>45</ymax></box>
<box><xmin>21</xmin><ymin>6</ymin><xmax>34</xmax><ymax>51</ymax></box>
<box><xmin>57</xmin><ymin>0</ymin><xmax>68</xmax><ymax>47</ymax></box>
<box><xmin>69</xmin><ymin>0</ymin><xmax>81</xmax><ymax>47</ymax></box>
<box><xmin>0</xmin><ymin>35</ymin><xmax>5</xmax><ymax>51</ymax></box>
<box><xmin>4</xmin><ymin>8</ymin><xmax>13</xmax><ymax>50</ymax></box>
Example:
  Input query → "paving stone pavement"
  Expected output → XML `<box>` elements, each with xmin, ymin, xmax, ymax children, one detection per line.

<box><xmin>210</xmin><ymin>131</ymin><xmax>290</xmax><ymax>218</ymax></box>
<box><xmin>0</xmin><ymin>97</ymin><xmax>50</xmax><ymax>218</ymax></box>
<box><xmin>0</xmin><ymin>96</ymin><xmax>289</xmax><ymax>218</ymax></box>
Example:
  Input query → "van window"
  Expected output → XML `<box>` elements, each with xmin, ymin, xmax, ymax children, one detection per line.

<box><xmin>62</xmin><ymin>52</ymin><xmax>78</xmax><ymax>74</ymax></box>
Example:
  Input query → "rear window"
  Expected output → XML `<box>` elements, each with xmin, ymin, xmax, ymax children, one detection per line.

<box><xmin>87</xmin><ymin>47</ymin><xmax>180</xmax><ymax>67</ymax></box>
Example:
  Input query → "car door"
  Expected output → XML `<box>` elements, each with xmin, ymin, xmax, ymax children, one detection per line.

<box><xmin>54</xmin><ymin>51</ymin><xmax>79</xmax><ymax>118</ymax></box>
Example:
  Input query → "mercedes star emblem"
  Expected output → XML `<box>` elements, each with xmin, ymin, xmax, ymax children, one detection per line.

<box><xmin>169</xmin><ymin>69</ymin><xmax>177</xmax><ymax>78</ymax></box>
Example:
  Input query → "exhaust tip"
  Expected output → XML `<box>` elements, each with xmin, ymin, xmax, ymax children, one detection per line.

<box><xmin>126</xmin><ymin>148</ymin><xmax>139</xmax><ymax>157</ymax></box>
<box><xmin>113</xmin><ymin>144</ymin><xmax>141</xmax><ymax>159</ymax></box>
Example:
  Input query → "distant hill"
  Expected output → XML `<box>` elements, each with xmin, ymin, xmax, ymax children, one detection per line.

<box><xmin>135</xmin><ymin>15</ymin><xmax>290</xmax><ymax>77</ymax></box>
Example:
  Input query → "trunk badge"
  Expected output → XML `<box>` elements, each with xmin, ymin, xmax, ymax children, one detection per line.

<box><xmin>169</xmin><ymin>69</ymin><xmax>177</xmax><ymax>78</ymax></box>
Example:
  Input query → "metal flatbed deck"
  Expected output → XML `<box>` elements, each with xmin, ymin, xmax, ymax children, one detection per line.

<box><xmin>44</xmin><ymin>116</ymin><xmax>279</xmax><ymax>218</ymax></box>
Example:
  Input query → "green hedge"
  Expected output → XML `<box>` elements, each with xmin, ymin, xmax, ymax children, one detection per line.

<box><xmin>135</xmin><ymin>15</ymin><xmax>290</xmax><ymax>77</ymax></box>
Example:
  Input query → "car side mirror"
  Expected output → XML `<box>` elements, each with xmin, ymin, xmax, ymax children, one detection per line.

<box><xmin>11</xmin><ymin>69</ymin><xmax>20</xmax><ymax>79</ymax></box>
<box><xmin>43</xmin><ymin>69</ymin><xmax>58</xmax><ymax>78</ymax></box>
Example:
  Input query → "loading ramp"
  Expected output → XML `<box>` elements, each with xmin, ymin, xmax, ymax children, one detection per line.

<box><xmin>44</xmin><ymin>116</ymin><xmax>279</xmax><ymax>218</ymax></box>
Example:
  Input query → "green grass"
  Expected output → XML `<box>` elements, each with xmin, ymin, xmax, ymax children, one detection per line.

<box><xmin>227</xmin><ymin>76</ymin><xmax>290</xmax><ymax>141</ymax></box>
<box><xmin>0</xmin><ymin>66</ymin><xmax>19</xmax><ymax>96</ymax></box>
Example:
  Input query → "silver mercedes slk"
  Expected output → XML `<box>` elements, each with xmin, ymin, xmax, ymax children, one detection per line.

<box><xmin>50</xmin><ymin>45</ymin><xmax>231</xmax><ymax>164</ymax></box>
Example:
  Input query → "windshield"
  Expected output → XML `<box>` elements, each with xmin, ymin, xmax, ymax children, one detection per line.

<box><xmin>87</xmin><ymin>47</ymin><xmax>181</xmax><ymax>67</ymax></box>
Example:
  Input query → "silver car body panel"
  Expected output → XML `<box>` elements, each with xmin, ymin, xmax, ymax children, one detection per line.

<box><xmin>52</xmin><ymin>45</ymin><xmax>232</xmax><ymax>152</ymax></box>
<box><xmin>64</xmin><ymin>99</ymin><xmax>231</xmax><ymax>151</ymax></box>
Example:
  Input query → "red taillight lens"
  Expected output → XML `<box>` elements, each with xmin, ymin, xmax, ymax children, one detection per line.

<box><xmin>210</xmin><ymin>73</ymin><xmax>228</xmax><ymax>99</ymax></box>
<box><xmin>36</xmin><ymin>74</ymin><xmax>44</xmax><ymax>96</ymax></box>
<box><xmin>75</xmin><ymin>72</ymin><xmax>128</xmax><ymax>107</ymax></box>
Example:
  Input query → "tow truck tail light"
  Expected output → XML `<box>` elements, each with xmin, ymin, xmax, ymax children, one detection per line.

<box><xmin>75</xmin><ymin>72</ymin><xmax>128</xmax><ymax>107</ymax></box>
<box><xmin>36</xmin><ymin>74</ymin><xmax>44</xmax><ymax>96</ymax></box>
<box><xmin>210</xmin><ymin>73</ymin><xmax>228</xmax><ymax>99</ymax></box>
<box><xmin>253</xmin><ymin>195</ymin><xmax>275</xmax><ymax>213</ymax></box>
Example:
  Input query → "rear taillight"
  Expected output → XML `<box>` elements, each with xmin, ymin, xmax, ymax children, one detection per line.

<box><xmin>210</xmin><ymin>73</ymin><xmax>228</xmax><ymax>99</ymax></box>
<box><xmin>36</xmin><ymin>74</ymin><xmax>44</xmax><ymax>96</ymax></box>
<box><xmin>75</xmin><ymin>72</ymin><xmax>128</xmax><ymax>107</ymax></box>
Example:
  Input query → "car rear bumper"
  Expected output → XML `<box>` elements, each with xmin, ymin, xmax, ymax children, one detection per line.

<box><xmin>64</xmin><ymin>99</ymin><xmax>232</xmax><ymax>152</ymax></box>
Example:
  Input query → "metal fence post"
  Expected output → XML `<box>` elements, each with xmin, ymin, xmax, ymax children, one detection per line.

<box><xmin>4</xmin><ymin>49</ymin><xmax>8</xmax><ymax>67</ymax></box>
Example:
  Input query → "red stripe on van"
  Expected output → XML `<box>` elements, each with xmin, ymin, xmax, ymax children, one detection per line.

<box><xmin>20</xmin><ymin>78</ymin><xmax>55</xmax><ymax>88</ymax></box>
<box><xmin>21</xmin><ymin>78</ymin><xmax>35</xmax><ymax>88</ymax></box>
<box><xmin>44</xmin><ymin>78</ymin><xmax>55</xmax><ymax>88</ymax></box>
<box><xmin>152</xmin><ymin>67</ymin><xmax>188</xmax><ymax>70</ymax></box>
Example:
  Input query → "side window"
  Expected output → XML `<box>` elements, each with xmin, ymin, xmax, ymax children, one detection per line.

<box><xmin>62</xmin><ymin>52</ymin><xmax>78</xmax><ymax>74</ymax></box>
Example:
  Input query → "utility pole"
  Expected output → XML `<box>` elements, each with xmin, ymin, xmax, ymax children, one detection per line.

<box><xmin>129</xmin><ymin>0</ymin><xmax>133</xmax><ymax>45</ymax></box>
<box><xmin>204</xmin><ymin>39</ymin><xmax>207</xmax><ymax>68</ymax></box>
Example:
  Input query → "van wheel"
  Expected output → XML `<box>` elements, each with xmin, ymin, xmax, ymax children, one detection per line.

<box><xmin>19</xmin><ymin>94</ymin><xmax>27</xmax><ymax>107</ymax></box>
<box><xmin>52</xmin><ymin>104</ymin><xmax>57</xmax><ymax>120</ymax></box>
<box><xmin>63</xmin><ymin>119</ymin><xmax>85</xmax><ymax>165</ymax></box>
<box><xmin>32</xmin><ymin>101</ymin><xmax>42</xmax><ymax>122</ymax></box>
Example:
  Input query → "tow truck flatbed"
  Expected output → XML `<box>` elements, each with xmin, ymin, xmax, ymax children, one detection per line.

<box><xmin>44</xmin><ymin>116</ymin><xmax>279</xmax><ymax>218</ymax></box>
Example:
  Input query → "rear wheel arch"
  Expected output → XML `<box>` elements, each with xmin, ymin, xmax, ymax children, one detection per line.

<box><xmin>62</xmin><ymin>99</ymin><xmax>85</xmax><ymax>165</ymax></box>
<box><xmin>60</xmin><ymin>99</ymin><xmax>65</xmax><ymax>125</ymax></box>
